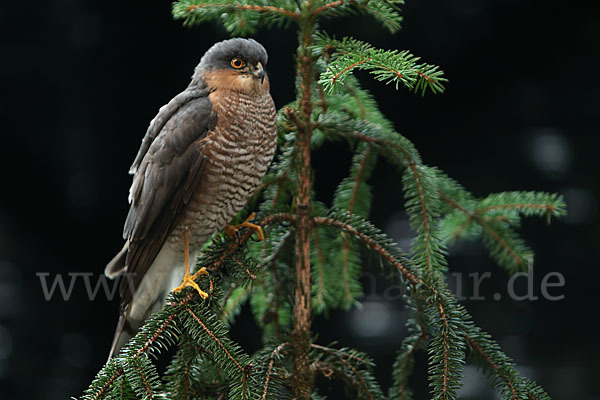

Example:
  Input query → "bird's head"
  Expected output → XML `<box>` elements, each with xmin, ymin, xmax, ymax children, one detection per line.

<box><xmin>193</xmin><ymin>38</ymin><xmax>270</xmax><ymax>94</ymax></box>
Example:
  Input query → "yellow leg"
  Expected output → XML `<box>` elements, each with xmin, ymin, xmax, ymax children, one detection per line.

<box><xmin>173</xmin><ymin>228</ymin><xmax>209</xmax><ymax>299</ymax></box>
<box><xmin>225</xmin><ymin>212</ymin><xmax>264</xmax><ymax>241</ymax></box>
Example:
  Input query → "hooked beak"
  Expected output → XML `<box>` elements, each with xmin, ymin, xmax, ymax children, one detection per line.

<box><xmin>252</xmin><ymin>62</ymin><xmax>266</xmax><ymax>84</ymax></box>
<box><xmin>253</xmin><ymin>68</ymin><xmax>265</xmax><ymax>84</ymax></box>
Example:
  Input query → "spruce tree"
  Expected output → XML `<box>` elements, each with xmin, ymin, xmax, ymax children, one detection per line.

<box><xmin>80</xmin><ymin>1</ymin><xmax>565</xmax><ymax>399</ymax></box>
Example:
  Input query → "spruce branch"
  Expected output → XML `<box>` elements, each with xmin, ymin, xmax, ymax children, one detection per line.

<box><xmin>331</xmin><ymin>144</ymin><xmax>377</xmax><ymax>309</ymax></box>
<box><xmin>312</xmin><ymin>209</ymin><xmax>469</xmax><ymax>400</ymax></box>
<box><xmin>124</xmin><ymin>355</ymin><xmax>161</xmax><ymax>399</ymax></box>
<box><xmin>315</xmin><ymin>34</ymin><xmax>446</xmax><ymax>95</ymax></box>
<box><xmin>333</xmin><ymin>143</ymin><xmax>377</xmax><ymax>217</ymax></box>
<box><xmin>340</xmin><ymin>235</ymin><xmax>362</xmax><ymax>306</ymax></box>
<box><xmin>317</xmin><ymin>228</ymin><xmax>365</xmax><ymax>310</ymax></box>
<box><xmin>313</xmin><ymin>212</ymin><xmax>420</xmax><ymax>286</ymax></box>
<box><xmin>220</xmin><ymin>284</ymin><xmax>251</xmax><ymax>327</ymax></box>
<box><xmin>183</xmin><ymin>304</ymin><xmax>246</xmax><ymax>374</ymax></box>
<box><xmin>254</xmin><ymin>342</ymin><xmax>289</xmax><ymax>400</ymax></box>
<box><xmin>317</xmin><ymin>74</ymin><xmax>395</xmax><ymax>133</ymax></box>
<box><xmin>106</xmin><ymin>375</ymin><xmax>135</xmax><ymax>400</ymax></box>
<box><xmin>389</xmin><ymin>315</ymin><xmax>428</xmax><ymax>400</ymax></box>
<box><xmin>180</xmin><ymin>300</ymin><xmax>265</xmax><ymax>400</ymax></box>
<box><xmin>316</xmin><ymin>113</ymin><xmax>448</xmax><ymax>273</ymax></box>
<box><xmin>310</xmin><ymin>0</ymin><xmax>404</xmax><ymax>32</ymax></box>
<box><xmin>463</xmin><ymin>322</ymin><xmax>551</xmax><ymax>400</ymax></box>
<box><xmin>311</xmin><ymin>225</ymin><xmax>336</xmax><ymax>313</ymax></box>
<box><xmin>173</xmin><ymin>0</ymin><xmax>299</xmax><ymax>34</ymax></box>
<box><xmin>164</xmin><ymin>336</ymin><xmax>207</xmax><ymax>400</ymax></box>
<box><xmin>310</xmin><ymin>1</ymin><xmax>347</xmax><ymax>17</ymax></box>
<box><xmin>464</xmin><ymin>329</ymin><xmax>519</xmax><ymax>400</ymax></box>
<box><xmin>436</xmin><ymin>171</ymin><xmax>566</xmax><ymax>272</ymax></box>
<box><xmin>250</xmin><ymin>270</ymin><xmax>293</xmax><ymax>341</ymax></box>
<box><xmin>82</xmin><ymin>292</ymin><xmax>196</xmax><ymax>400</ymax></box>
<box><xmin>438</xmin><ymin>189</ymin><xmax>546</xmax><ymax>272</ymax></box>
<box><xmin>311</xmin><ymin>344</ymin><xmax>385</xmax><ymax>400</ymax></box>
<box><xmin>476</xmin><ymin>191</ymin><xmax>566</xmax><ymax>224</ymax></box>
<box><xmin>425</xmin><ymin>288</ymin><xmax>466</xmax><ymax>400</ymax></box>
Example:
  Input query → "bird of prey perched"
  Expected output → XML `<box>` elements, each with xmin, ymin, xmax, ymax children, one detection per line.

<box><xmin>104</xmin><ymin>38</ymin><xmax>277</xmax><ymax>358</ymax></box>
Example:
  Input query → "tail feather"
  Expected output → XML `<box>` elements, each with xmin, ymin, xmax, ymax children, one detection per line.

<box><xmin>106</xmin><ymin>242</ymin><xmax>130</xmax><ymax>360</ymax></box>
<box><xmin>105</xmin><ymin>242</ymin><xmax>128</xmax><ymax>279</ymax></box>
<box><xmin>106</xmin><ymin>242</ymin><xmax>183</xmax><ymax>359</ymax></box>
<box><xmin>108</xmin><ymin>305</ymin><xmax>131</xmax><ymax>360</ymax></box>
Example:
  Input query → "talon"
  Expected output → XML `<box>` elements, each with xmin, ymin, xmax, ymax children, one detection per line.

<box><xmin>225</xmin><ymin>224</ymin><xmax>237</xmax><ymax>239</ymax></box>
<box><xmin>226</xmin><ymin>212</ymin><xmax>264</xmax><ymax>241</ymax></box>
<box><xmin>174</xmin><ymin>227</ymin><xmax>209</xmax><ymax>299</ymax></box>
<box><xmin>191</xmin><ymin>266</ymin><xmax>209</xmax><ymax>280</ymax></box>
<box><xmin>173</xmin><ymin>274</ymin><xmax>209</xmax><ymax>299</ymax></box>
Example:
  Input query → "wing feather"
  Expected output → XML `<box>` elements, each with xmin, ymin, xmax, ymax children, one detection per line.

<box><xmin>128</xmin><ymin>88</ymin><xmax>207</xmax><ymax>175</ymax></box>
<box><xmin>117</xmin><ymin>90</ymin><xmax>217</xmax><ymax>307</ymax></box>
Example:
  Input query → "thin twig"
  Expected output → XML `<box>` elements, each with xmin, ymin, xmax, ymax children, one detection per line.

<box><xmin>325</xmin><ymin>130</ymin><xmax>434</xmax><ymax>272</ymax></box>
<box><xmin>438</xmin><ymin>302</ymin><xmax>450</xmax><ymax>399</ymax></box>
<box><xmin>438</xmin><ymin>190</ymin><xmax>525</xmax><ymax>267</ymax></box>
<box><xmin>313</xmin><ymin>216</ymin><xmax>420</xmax><ymax>286</ymax></box>
<box><xmin>219</xmin><ymin>283</ymin><xmax>239</xmax><ymax>320</ymax></box>
<box><xmin>311</xmin><ymin>344</ymin><xmax>374</xmax><ymax>400</ymax></box>
<box><xmin>311</xmin><ymin>344</ymin><xmax>370</xmax><ymax>366</ymax></box>
<box><xmin>477</xmin><ymin>203</ymin><xmax>557</xmax><ymax>214</ymax></box>
<box><xmin>186</xmin><ymin>3</ymin><xmax>298</xmax><ymax>18</ymax></box>
<box><xmin>261</xmin><ymin>343</ymin><xmax>288</xmax><ymax>400</ymax></box>
<box><xmin>185</xmin><ymin>305</ymin><xmax>244</xmax><ymax>373</ymax></box>
<box><xmin>465</xmin><ymin>334</ymin><xmax>517</xmax><ymax>400</ymax></box>
<box><xmin>133</xmin><ymin>358</ymin><xmax>154</xmax><ymax>399</ymax></box>
<box><xmin>396</xmin><ymin>330</ymin><xmax>428</xmax><ymax>399</ymax></box>
<box><xmin>311</xmin><ymin>0</ymin><xmax>346</xmax><ymax>16</ymax></box>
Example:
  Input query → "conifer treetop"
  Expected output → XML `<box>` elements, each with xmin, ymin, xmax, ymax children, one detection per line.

<box><xmin>80</xmin><ymin>2</ymin><xmax>563</xmax><ymax>399</ymax></box>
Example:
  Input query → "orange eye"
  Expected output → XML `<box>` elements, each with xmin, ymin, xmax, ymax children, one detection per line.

<box><xmin>231</xmin><ymin>58</ymin><xmax>244</xmax><ymax>69</ymax></box>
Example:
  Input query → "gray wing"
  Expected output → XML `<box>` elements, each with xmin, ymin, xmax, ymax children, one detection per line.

<box><xmin>109</xmin><ymin>88</ymin><xmax>217</xmax><ymax>307</ymax></box>
<box><xmin>124</xmin><ymin>92</ymin><xmax>215</xmax><ymax>241</ymax></box>
<box><xmin>128</xmin><ymin>88</ymin><xmax>206</xmax><ymax>176</ymax></box>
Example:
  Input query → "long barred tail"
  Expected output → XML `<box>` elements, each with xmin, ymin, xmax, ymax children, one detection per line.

<box><xmin>107</xmin><ymin>305</ymin><xmax>132</xmax><ymax>360</ymax></box>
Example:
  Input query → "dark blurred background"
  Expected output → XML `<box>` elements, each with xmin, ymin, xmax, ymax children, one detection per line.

<box><xmin>1</xmin><ymin>1</ymin><xmax>598</xmax><ymax>399</ymax></box>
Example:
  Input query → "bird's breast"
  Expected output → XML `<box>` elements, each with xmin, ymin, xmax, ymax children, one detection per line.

<box><xmin>175</xmin><ymin>90</ymin><xmax>277</xmax><ymax>248</ymax></box>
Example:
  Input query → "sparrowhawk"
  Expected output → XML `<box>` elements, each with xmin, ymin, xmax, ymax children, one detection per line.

<box><xmin>104</xmin><ymin>38</ymin><xmax>277</xmax><ymax>358</ymax></box>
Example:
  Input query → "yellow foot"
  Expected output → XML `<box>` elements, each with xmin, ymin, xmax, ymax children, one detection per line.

<box><xmin>191</xmin><ymin>266</ymin><xmax>209</xmax><ymax>281</ymax></box>
<box><xmin>173</xmin><ymin>271</ymin><xmax>209</xmax><ymax>299</ymax></box>
<box><xmin>226</xmin><ymin>212</ymin><xmax>264</xmax><ymax>241</ymax></box>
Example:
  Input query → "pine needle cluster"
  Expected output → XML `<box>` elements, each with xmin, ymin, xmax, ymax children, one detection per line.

<box><xmin>81</xmin><ymin>1</ymin><xmax>565</xmax><ymax>399</ymax></box>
